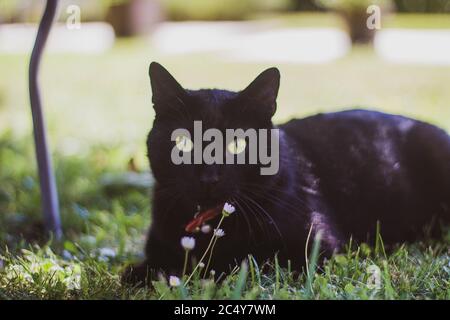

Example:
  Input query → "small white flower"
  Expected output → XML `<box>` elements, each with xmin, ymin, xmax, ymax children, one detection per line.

<box><xmin>99</xmin><ymin>247</ymin><xmax>116</xmax><ymax>258</ymax></box>
<box><xmin>49</xmin><ymin>264</ymin><xmax>64</xmax><ymax>273</ymax></box>
<box><xmin>198</xmin><ymin>262</ymin><xmax>205</xmax><ymax>268</ymax></box>
<box><xmin>222</xmin><ymin>202</ymin><xmax>235</xmax><ymax>216</ymax></box>
<box><xmin>210</xmin><ymin>270</ymin><xmax>216</xmax><ymax>276</ymax></box>
<box><xmin>65</xmin><ymin>274</ymin><xmax>81</xmax><ymax>290</ymax></box>
<box><xmin>181</xmin><ymin>236</ymin><xmax>196</xmax><ymax>250</ymax></box>
<box><xmin>169</xmin><ymin>275</ymin><xmax>181</xmax><ymax>287</ymax></box>
<box><xmin>29</xmin><ymin>262</ymin><xmax>40</xmax><ymax>273</ymax></box>
<box><xmin>98</xmin><ymin>247</ymin><xmax>116</xmax><ymax>262</ymax></box>
<box><xmin>214</xmin><ymin>228</ymin><xmax>225</xmax><ymax>238</ymax></box>
<box><xmin>62</xmin><ymin>250</ymin><xmax>73</xmax><ymax>260</ymax></box>
<box><xmin>201</xmin><ymin>224</ymin><xmax>211</xmax><ymax>234</ymax></box>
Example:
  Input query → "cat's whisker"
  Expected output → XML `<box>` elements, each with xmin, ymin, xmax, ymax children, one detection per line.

<box><xmin>230</xmin><ymin>195</ymin><xmax>257</xmax><ymax>244</ymax></box>
<box><xmin>240</xmin><ymin>182</ymin><xmax>313</xmax><ymax>213</ymax></box>
<box><xmin>237</xmin><ymin>192</ymin><xmax>285</xmax><ymax>248</ymax></box>
<box><xmin>232</xmin><ymin>194</ymin><xmax>268</xmax><ymax>244</ymax></box>
<box><xmin>241</xmin><ymin>186</ymin><xmax>309</xmax><ymax>221</ymax></box>
<box><xmin>234</xmin><ymin>193</ymin><xmax>276</xmax><ymax>245</ymax></box>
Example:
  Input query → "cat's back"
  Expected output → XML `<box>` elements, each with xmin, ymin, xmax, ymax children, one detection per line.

<box><xmin>279</xmin><ymin>109</ymin><xmax>450</xmax><ymax>242</ymax></box>
<box><xmin>281</xmin><ymin>109</ymin><xmax>417</xmax><ymax>141</ymax></box>
<box><xmin>280</xmin><ymin>109</ymin><xmax>448</xmax><ymax>159</ymax></box>
<box><xmin>279</xmin><ymin>109</ymin><xmax>427</xmax><ymax>187</ymax></box>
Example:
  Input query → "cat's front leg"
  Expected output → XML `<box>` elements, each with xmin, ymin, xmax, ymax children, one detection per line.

<box><xmin>121</xmin><ymin>260</ymin><xmax>154</xmax><ymax>286</ymax></box>
<box><xmin>122</xmin><ymin>232</ymin><xmax>182</xmax><ymax>287</ymax></box>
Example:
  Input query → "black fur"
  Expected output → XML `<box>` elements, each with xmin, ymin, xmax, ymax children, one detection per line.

<box><xmin>123</xmin><ymin>62</ymin><xmax>450</xmax><ymax>284</ymax></box>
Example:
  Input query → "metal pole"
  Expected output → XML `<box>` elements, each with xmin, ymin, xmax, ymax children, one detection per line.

<box><xmin>29</xmin><ymin>0</ymin><xmax>62</xmax><ymax>239</ymax></box>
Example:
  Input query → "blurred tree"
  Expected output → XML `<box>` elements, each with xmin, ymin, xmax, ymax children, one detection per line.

<box><xmin>291</xmin><ymin>0</ymin><xmax>450</xmax><ymax>12</ymax></box>
<box><xmin>160</xmin><ymin>0</ymin><xmax>292</xmax><ymax>21</ymax></box>
<box><xmin>0</xmin><ymin>0</ymin><xmax>121</xmax><ymax>23</ymax></box>
<box><xmin>290</xmin><ymin>0</ymin><xmax>323</xmax><ymax>11</ymax></box>
<box><xmin>0</xmin><ymin>0</ymin><xmax>40</xmax><ymax>23</ymax></box>
<box><xmin>394</xmin><ymin>0</ymin><xmax>450</xmax><ymax>12</ymax></box>
<box><xmin>316</xmin><ymin>0</ymin><xmax>393</xmax><ymax>43</ymax></box>
<box><xmin>105</xmin><ymin>0</ymin><xmax>163</xmax><ymax>36</ymax></box>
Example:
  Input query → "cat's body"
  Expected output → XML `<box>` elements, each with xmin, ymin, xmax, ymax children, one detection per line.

<box><xmin>123</xmin><ymin>63</ymin><xmax>450</xmax><ymax>284</ymax></box>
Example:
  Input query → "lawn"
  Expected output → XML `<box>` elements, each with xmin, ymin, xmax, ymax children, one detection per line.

<box><xmin>1</xmin><ymin>19</ymin><xmax>450</xmax><ymax>299</ymax></box>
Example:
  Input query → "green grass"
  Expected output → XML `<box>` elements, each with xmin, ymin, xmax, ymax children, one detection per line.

<box><xmin>384</xmin><ymin>13</ymin><xmax>450</xmax><ymax>29</ymax></box>
<box><xmin>0</xmin><ymin>135</ymin><xmax>447</xmax><ymax>299</ymax></box>
<box><xmin>1</xmin><ymin>18</ymin><xmax>450</xmax><ymax>299</ymax></box>
<box><xmin>251</xmin><ymin>12</ymin><xmax>450</xmax><ymax>29</ymax></box>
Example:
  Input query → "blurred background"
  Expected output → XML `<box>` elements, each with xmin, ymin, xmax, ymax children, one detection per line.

<box><xmin>0</xmin><ymin>0</ymin><xmax>450</xmax><ymax>259</ymax></box>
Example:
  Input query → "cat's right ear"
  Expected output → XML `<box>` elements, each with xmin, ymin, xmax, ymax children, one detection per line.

<box><xmin>149</xmin><ymin>62</ymin><xmax>187</xmax><ymax>112</ymax></box>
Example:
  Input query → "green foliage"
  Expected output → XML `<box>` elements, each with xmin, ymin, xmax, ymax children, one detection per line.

<box><xmin>0</xmin><ymin>134</ymin><xmax>448</xmax><ymax>299</ymax></box>
<box><xmin>315</xmin><ymin>0</ymin><xmax>392</xmax><ymax>11</ymax></box>
<box><xmin>1</xmin><ymin>238</ymin><xmax>449</xmax><ymax>299</ymax></box>
<box><xmin>161</xmin><ymin>0</ymin><xmax>292</xmax><ymax>21</ymax></box>
<box><xmin>393</xmin><ymin>0</ymin><xmax>450</xmax><ymax>13</ymax></box>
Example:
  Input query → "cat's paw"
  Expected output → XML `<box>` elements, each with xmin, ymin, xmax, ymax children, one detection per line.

<box><xmin>121</xmin><ymin>262</ymin><xmax>152</xmax><ymax>288</ymax></box>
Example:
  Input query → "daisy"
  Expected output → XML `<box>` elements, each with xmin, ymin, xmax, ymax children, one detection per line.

<box><xmin>169</xmin><ymin>275</ymin><xmax>181</xmax><ymax>287</ymax></box>
<box><xmin>181</xmin><ymin>236</ymin><xmax>196</xmax><ymax>251</ymax></box>
<box><xmin>214</xmin><ymin>228</ymin><xmax>225</xmax><ymax>238</ymax></box>
<box><xmin>222</xmin><ymin>202</ymin><xmax>236</xmax><ymax>216</ymax></box>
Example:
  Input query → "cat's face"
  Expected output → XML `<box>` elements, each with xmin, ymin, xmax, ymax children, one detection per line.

<box><xmin>147</xmin><ymin>62</ymin><xmax>280</xmax><ymax>211</ymax></box>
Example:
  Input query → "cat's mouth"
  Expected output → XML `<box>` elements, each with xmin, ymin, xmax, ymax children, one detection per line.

<box><xmin>185</xmin><ymin>201</ymin><xmax>234</xmax><ymax>233</ymax></box>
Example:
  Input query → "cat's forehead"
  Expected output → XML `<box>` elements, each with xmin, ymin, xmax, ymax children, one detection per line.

<box><xmin>186</xmin><ymin>89</ymin><xmax>239</xmax><ymax>128</ymax></box>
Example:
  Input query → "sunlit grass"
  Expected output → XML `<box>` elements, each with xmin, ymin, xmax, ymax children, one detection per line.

<box><xmin>1</xmin><ymin>38</ymin><xmax>450</xmax><ymax>149</ymax></box>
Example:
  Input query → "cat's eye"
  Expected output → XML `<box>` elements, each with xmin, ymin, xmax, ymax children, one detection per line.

<box><xmin>227</xmin><ymin>138</ymin><xmax>247</xmax><ymax>155</ymax></box>
<box><xmin>175</xmin><ymin>135</ymin><xmax>193</xmax><ymax>152</ymax></box>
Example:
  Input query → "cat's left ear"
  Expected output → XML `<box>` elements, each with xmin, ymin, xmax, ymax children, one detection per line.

<box><xmin>238</xmin><ymin>67</ymin><xmax>280</xmax><ymax>120</ymax></box>
<box><xmin>149</xmin><ymin>62</ymin><xmax>187</xmax><ymax>112</ymax></box>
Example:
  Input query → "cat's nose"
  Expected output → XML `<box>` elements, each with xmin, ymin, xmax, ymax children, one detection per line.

<box><xmin>199</xmin><ymin>173</ymin><xmax>219</xmax><ymax>187</ymax></box>
<box><xmin>199</xmin><ymin>167</ymin><xmax>220</xmax><ymax>188</ymax></box>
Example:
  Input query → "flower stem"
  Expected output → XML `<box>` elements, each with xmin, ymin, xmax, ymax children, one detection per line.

<box><xmin>184</xmin><ymin>214</ymin><xmax>225</xmax><ymax>286</ymax></box>
<box><xmin>203</xmin><ymin>235</ymin><xmax>219</xmax><ymax>277</ymax></box>
<box><xmin>182</xmin><ymin>250</ymin><xmax>189</xmax><ymax>278</ymax></box>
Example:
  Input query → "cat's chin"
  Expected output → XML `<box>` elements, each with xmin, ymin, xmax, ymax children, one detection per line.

<box><xmin>195</xmin><ymin>199</ymin><xmax>225</xmax><ymax>212</ymax></box>
<box><xmin>196</xmin><ymin>199</ymin><xmax>235</xmax><ymax>213</ymax></box>
<box><xmin>185</xmin><ymin>202</ymin><xmax>227</xmax><ymax>233</ymax></box>
<box><xmin>197</xmin><ymin>203</ymin><xmax>223</xmax><ymax>213</ymax></box>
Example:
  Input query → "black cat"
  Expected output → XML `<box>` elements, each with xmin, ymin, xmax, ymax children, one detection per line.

<box><xmin>123</xmin><ymin>62</ymin><xmax>450</xmax><ymax>284</ymax></box>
